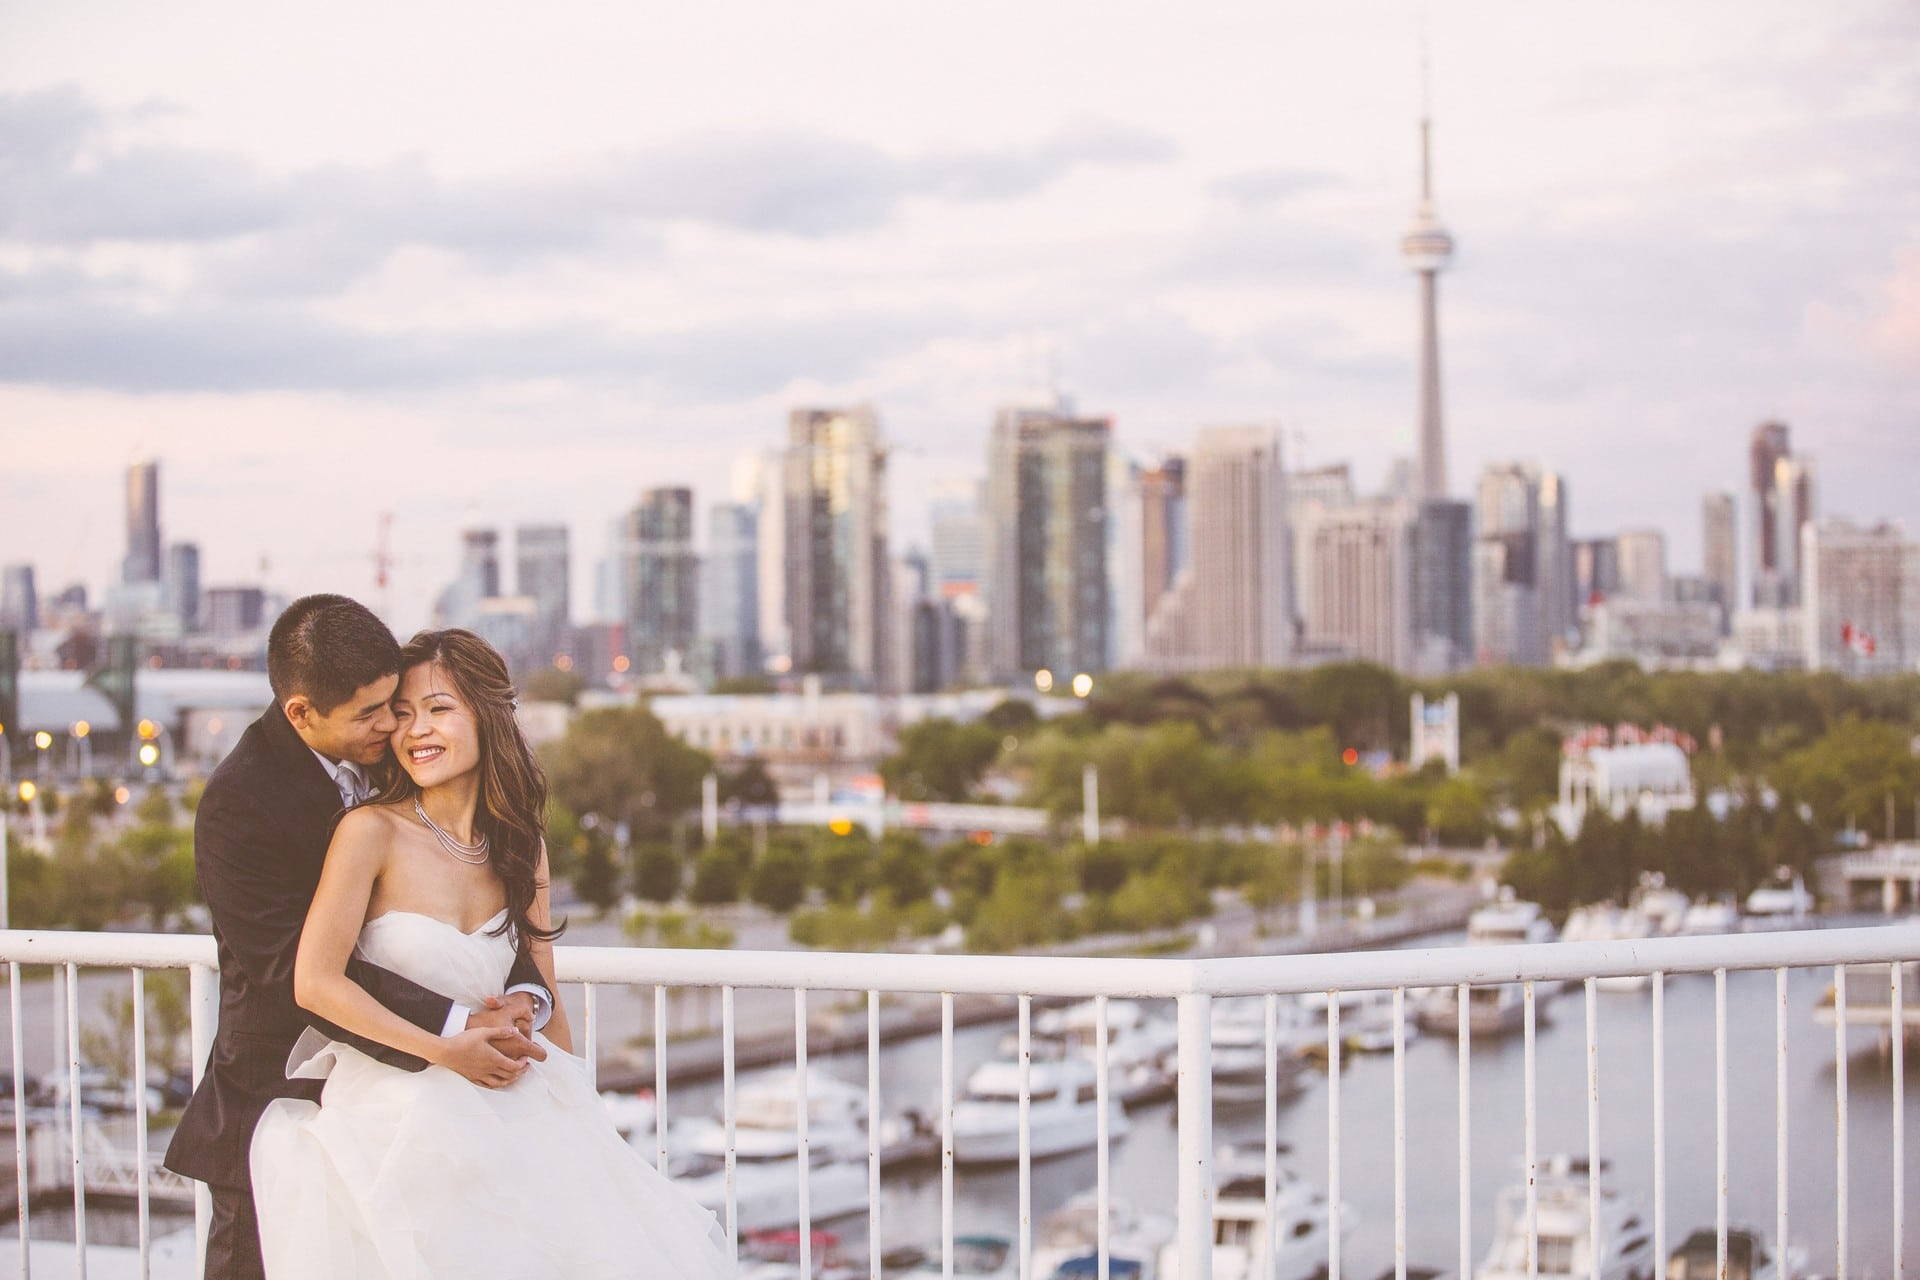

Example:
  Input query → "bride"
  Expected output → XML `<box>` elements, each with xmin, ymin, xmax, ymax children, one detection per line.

<box><xmin>249</xmin><ymin>628</ymin><xmax>736</xmax><ymax>1279</ymax></box>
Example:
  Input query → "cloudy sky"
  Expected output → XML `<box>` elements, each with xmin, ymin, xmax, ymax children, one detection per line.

<box><xmin>2</xmin><ymin>1</ymin><xmax>1916</xmax><ymax>633</ymax></box>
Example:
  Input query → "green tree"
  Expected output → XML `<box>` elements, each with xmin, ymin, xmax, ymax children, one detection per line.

<box><xmin>688</xmin><ymin>845</ymin><xmax>746</xmax><ymax>905</ymax></box>
<box><xmin>541</xmin><ymin>706</ymin><xmax>712</xmax><ymax>840</ymax></box>
<box><xmin>874</xmin><ymin>834</ymin><xmax>933</xmax><ymax>904</ymax></box>
<box><xmin>749</xmin><ymin>843</ymin><xmax>809</xmax><ymax>913</ymax></box>
<box><xmin>811</xmin><ymin>830</ymin><xmax>874</xmax><ymax>905</ymax></box>
<box><xmin>880</xmin><ymin>719</ymin><xmax>1004</xmax><ymax>802</ymax></box>
<box><xmin>631</xmin><ymin>842</ymin><xmax>683</xmax><ymax>904</ymax></box>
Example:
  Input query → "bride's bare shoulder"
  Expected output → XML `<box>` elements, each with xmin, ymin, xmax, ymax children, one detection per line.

<box><xmin>331</xmin><ymin>800</ymin><xmax>410</xmax><ymax>844</ymax></box>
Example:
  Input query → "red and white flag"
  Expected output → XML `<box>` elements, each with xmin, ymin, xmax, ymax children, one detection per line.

<box><xmin>1841</xmin><ymin>622</ymin><xmax>1877</xmax><ymax>656</ymax></box>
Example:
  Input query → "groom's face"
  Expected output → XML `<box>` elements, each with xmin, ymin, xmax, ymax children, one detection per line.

<box><xmin>284</xmin><ymin>673</ymin><xmax>400</xmax><ymax>768</ymax></box>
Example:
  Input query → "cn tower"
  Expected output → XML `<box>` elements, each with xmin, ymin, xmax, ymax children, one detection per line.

<box><xmin>1401</xmin><ymin>101</ymin><xmax>1455</xmax><ymax>500</ymax></box>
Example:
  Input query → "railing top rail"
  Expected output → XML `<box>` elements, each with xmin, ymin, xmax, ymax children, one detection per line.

<box><xmin>1</xmin><ymin>921</ymin><xmax>1915</xmax><ymax>997</ymax></box>
<box><xmin>1191</xmin><ymin>922</ymin><xmax>1920</xmax><ymax>996</ymax></box>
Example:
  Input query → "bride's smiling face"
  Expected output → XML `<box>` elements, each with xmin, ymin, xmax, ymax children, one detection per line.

<box><xmin>389</xmin><ymin>662</ymin><xmax>482</xmax><ymax>788</ymax></box>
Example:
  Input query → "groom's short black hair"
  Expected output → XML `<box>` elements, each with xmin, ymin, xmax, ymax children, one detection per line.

<box><xmin>267</xmin><ymin>594</ymin><xmax>401</xmax><ymax>714</ymax></box>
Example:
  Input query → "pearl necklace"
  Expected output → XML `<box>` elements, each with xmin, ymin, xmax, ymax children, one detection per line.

<box><xmin>414</xmin><ymin>799</ymin><xmax>490</xmax><ymax>865</ymax></box>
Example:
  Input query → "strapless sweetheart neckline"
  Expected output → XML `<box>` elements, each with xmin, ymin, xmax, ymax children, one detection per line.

<box><xmin>363</xmin><ymin>906</ymin><xmax>509</xmax><ymax>937</ymax></box>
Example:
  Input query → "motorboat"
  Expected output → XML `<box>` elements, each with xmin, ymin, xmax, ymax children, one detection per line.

<box><xmin>672</xmin><ymin>1068</ymin><xmax>924</xmax><ymax>1164</ymax></box>
<box><xmin>1665</xmin><ymin>1227</ymin><xmax>1797</xmax><ymax>1280</ymax></box>
<box><xmin>1299</xmin><ymin>988</ymin><xmax>1418</xmax><ymax>1054</ymax></box>
<box><xmin>1561</xmin><ymin>905</ymin><xmax>1655</xmax><ymax>991</ymax></box>
<box><xmin>1415</xmin><ymin>982</ymin><xmax>1529</xmax><ymax>1037</ymax></box>
<box><xmin>1468</xmin><ymin>894</ymin><xmax>1557</xmax><ymax>945</ymax></box>
<box><xmin>894</xmin><ymin>1235</ymin><xmax>1017</xmax><ymax>1278</ymax></box>
<box><xmin>677</xmin><ymin>1125</ymin><xmax>871</xmax><ymax>1231</ymax></box>
<box><xmin>1032</xmin><ymin>998</ymin><xmax>1179</xmax><ymax>1100</ymax></box>
<box><xmin>950</xmin><ymin>1055</ymin><xmax>1129</xmax><ymax>1164</ymax></box>
<box><xmin>1678</xmin><ymin>899</ymin><xmax>1739</xmax><ymax>936</ymax></box>
<box><xmin>1209</xmin><ymin>996</ymin><xmax>1316</xmax><ymax>1101</ymax></box>
<box><xmin>1742</xmin><ymin>871</ymin><xmax>1813</xmax><ymax>929</ymax></box>
<box><xmin>1157</xmin><ymin>1145</ymin><xmax>1343</xmax><ymax>1280</ymax></box>
<box><xmin>1630</xmin><ymin>875</ymin><xmax>1691</xmax><ymax>936</ymax></box>
<box><xmin>1030</xmin><ymin>1192</ymin><xmax>1174</xmax><ymax>1280</ymax></box>
<box><xmin>1476</xmin><ymin>1155</ymin><xmax>1654</xmax><ymax>1280</ymax></box>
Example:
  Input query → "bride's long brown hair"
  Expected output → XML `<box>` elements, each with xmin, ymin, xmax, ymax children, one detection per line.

<box><xmin>371</xmin><ymin>628</ymin><xmax>563</xmax><ymax>949</ymax></box>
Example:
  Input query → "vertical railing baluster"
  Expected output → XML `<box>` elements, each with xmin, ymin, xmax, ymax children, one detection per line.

<box><xmin>1458</xmin><ymin>983</ymin><xmax>1471</xmax><ymax>1280</ymax></box>
<box><xmin>1654</xmin><ymin>970</ymin><xmax>1667</xmax><ymax>1275</ymax></box>
<box><xmin>1328</xmin><ymin>993</ymin><xmax>1342</xmax><ymax>1280</ymax></box>
<box><xmin>1774</xmin><ymin>968</ymin><xmax>1786</xmax><ymax>1280</ymax></box>
<box><xmin>654</xmin><ymin>984</ymin><xmax>669</xmax><ymax>1175</ymax></box>
<box><xmin>10</xmin><ymin>961</ymin><xmax>29</xmax><ymax>1280</ymax></box>
<box><xmin>65</xmin><ymin>964</ymin><xmax>85</xmax><ymax>1280</ymax></box>
<box><xmin>941</xmin><ymin>992</ymin><xmax>955</xmax><ymax>1280</ymax></box>
<box><xmin>795</xmin><ymin>987</ymin><xmax>812</xmax><ymax>1280</ymax></box>
<box><xmin>1018</xmin><ymin>994</ymin><xmax>1032</xmax><ymax>1280</ymax></box>
<box><xmin>188</xmin><ymin>961</ymin><xmax>217</xmax><ymax>1267</ymax></box>
<box><xmin>582</xmin><ymin>983</ymin><xmax>598</xmax><ymax>1090</ymax></box>
<box><xmin>1892</xmin><ymin>962</ymin><xmax>1905</xmax><ymax>1280</ymax></box>
<box><xmin>722</xmin><ymin>984</ymin><xmax>737</xmax><ymax>1258</ymax></box>
<box><xmin>1715</xmin><ymin>968</ymin><xmax>1728</xmax><ymax>1280</ymax></box>
<box><xmin>868</xmin><ymin>989</ymin><xmax>881</xmax><ymax>1280</ymax></box>
<box><xmin>133</xmin><ymin>969</ymin><xmax>150</xmax><ymax>1280</ymax></box>
<box><xmin>1175</xmin><ymin>993</ymin><xmax>1213</xmax><ymax>1280</ymax></box>
<box><xmin>1096</xmin><ymin>995</ymin><xmax>1111</xmax><ymax>1280</ymax></box>
<box><xmin>1394</xmin><ymin>987</ymin><xmax>1407</xmax><ymax>1280</ymax></box>
<box><xmin>1265</xmin><ymin>994</ymin><xmax>1278</xmax><ymax>1280</ymax></box>
<box><xmin>1524</xmin><ymin>981</ymin><xmax>1537</xmax><ymax>1280</ymax></box>
<box><xmin>1835</xmin><ymin>963</ymin><xmax>1848</xmax><ymax>1280</ymax></box>
<box><xmin>1584</xmin><ymin>978</ymin><xmax>1600</xmax><ymax>1280</ymax></box>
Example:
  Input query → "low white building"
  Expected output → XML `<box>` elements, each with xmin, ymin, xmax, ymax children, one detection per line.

<box><xmin>1554</xmin><ymin>741</ymin><xmax>1696</xmax><ymax>838</ymax></box>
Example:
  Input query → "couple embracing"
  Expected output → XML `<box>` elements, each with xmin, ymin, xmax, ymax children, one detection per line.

<box><xmin>163</xmin><ymin>594</ymin><xmax>734</xmax><ymax>1279</ymax></box>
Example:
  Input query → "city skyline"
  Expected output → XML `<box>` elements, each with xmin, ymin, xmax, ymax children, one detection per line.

<box><xmin>2</xmin><ymin>3</ymin><xmax>1917</xmax><ymax>634</ymax></box>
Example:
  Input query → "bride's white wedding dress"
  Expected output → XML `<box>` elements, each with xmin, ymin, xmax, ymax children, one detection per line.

<box><xmin>250</xmin><ymin>908</ymin><xmax>735</xmax><ymax>1279</ymax></box>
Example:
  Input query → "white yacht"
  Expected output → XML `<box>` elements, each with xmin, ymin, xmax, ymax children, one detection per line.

<box><xmin>1665</xmin><ymin>1227</ymin><xmax>1796</xmax><ymax>1280</ymax></box>
<box><xmin>1678</xmin><ymin>899</ymin><xmax>1739</xmax><ymax>936</ymax></box>
<box><xmin>1209</xmin><ymin>996</ymin><xmax>1315</xmax><ymax>1102</ymax></box>
<box><xmin>950</xmin><ymin>1055</ymin><xmax>1129</xmax><ymax>1164</ymax></box>
<box><xmin>1743</xmin><ymin>872</ymin><xmax>1813</xmax><ymax>928</ymax></box>
<box><xmin>677</xmin><ymin>1125</ymin><xmax>871</xmax><ymax>1232</ymax></box>
<box><xmin>1476</xmin><ymin>1155</ymin><xmax>1654</xmax><ymax>1280</ymax></box>
<box><xmin>1414</xmin><ymin>981</ymin><xmax>1528</xmax><ymax>1037</ymax></box>
<box><xmin>1033</xmin><ymin>997</ymin><xmax>1179</xmax><ymax>1099</ymax></box>
<box><xmin>1468</xmin><ymin>895</ymin><xmax>1558</xmax><ymax>946</ymax></box>
<box><xmin>1561</xmin><ymin>904</ymin><xmax>1656</xmax><ymax>991</ymax></box>
<box><xmin>1299</xmin><ymin>988</ymin><xmax>1418</xmax><ymax>1054</ymax></box>
<box><xmin>1156</xmin><ymin>1146</ymin><xmax>1343</xmax><ymax>1280</ymax></box>
<box><xmin>1030</xmin><ymin>1192</ymin><xmax>1174</xmax><ymax>1280</ymax></box>
<box><xmin>1631</xmin><ymin>874</ymin><xmax>1692</xmax><ymax>936</ymax></box>
<box><xmin>672</xmin><ymin>1068</ymin><xmax>924</xmax><ymax>1165</ymax></box>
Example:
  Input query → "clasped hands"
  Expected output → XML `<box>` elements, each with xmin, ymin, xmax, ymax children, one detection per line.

<box><xmin>432</xmin><ymin>991</ymin><xmax>547</xmax><ymax>1089</ymax></box>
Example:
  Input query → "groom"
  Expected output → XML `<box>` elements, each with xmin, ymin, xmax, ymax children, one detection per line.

<box><xmin>164</xmin><ymin>594</ymin><xmax>553</xmax><ymax>1279</ymax></box>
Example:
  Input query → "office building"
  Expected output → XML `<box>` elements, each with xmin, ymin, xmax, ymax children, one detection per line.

<box><xmin>1615</xmin><ymin>529</ymin><xmax>1668</xmax><ymax>603</ymax></box>
<box><xmin>124</xmin><ymin>459</ymin><xmax>162</xmax><ymax>584</ymax></box>
<box><xmin>985</xmin><ymin>399</ymin><xmax>1111</xmax><ymax>681</ymax></box>
<box><xmin>1801</xmin><ymin>518</ymin><xmax>1918</xmax><ymax>675</ymax></box>
<box><xmin>1</xmin><ymin>565</ymin><xmax>37</xmax><ymax>632</ymax></box>
<box><xmin>165</xmin><ymin>542</ymin><xmax>201</xmax><ymax>632</ymax></box>
<box><xmin>621</xmin><ymin>488</ymin><xmax>700</xmax><ymax>676</ymax></box>
<box><xmin>784</xmin><ymin>407</ymin><xmax>891</xmax><ymax>688</ymax></box>
<box><xmin>1703</xmin><ymin>491</ymin><xmax>1738</xmax><ymax>623</ymax></box>
<box><xmin>1147</xmin><ymin>427</ymin><xmax>1291</xmax><ymax>670</ymax></box>
<box><xmin>1297</xmin><ymin>499</ymin><xmax>1413</xmax><ymax>670</ymax></box>
<box><xmin>702</xmin><ymin>502</ymin><xmax>760</xmax><ymax>681</ymax></box>
<box><xmin>1750</xmin><ymin>422</ymin><xmax>1816</xmax><ymax>608</ymax></box>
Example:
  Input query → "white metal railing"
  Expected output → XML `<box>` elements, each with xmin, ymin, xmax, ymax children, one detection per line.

<box><xmin>0</xmin><ymin>923</ymin><xmax>1913</xmax><ymax>1280</ymax></box>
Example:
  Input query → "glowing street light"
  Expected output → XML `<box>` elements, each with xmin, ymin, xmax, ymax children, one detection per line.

<box><xmin>138</xmin><ymin>743</ymin><xmax>161</xmax><ymax>768</ymax></box>
<box><xmin>16</xmin><ymin>781</ymin><xmax>35</xmax><ymax>804</ymax></box>
<box><xmin>137</xmin><ymin>719</ymin><xmax>160</xmax><ymax>741</ymax></box>
<box><xmin>1071</xmin><ymin>673</ymin><xmax>1093</xmax><ymax>698</ymax></box>
<box><xmin>1033</xmin><ymin>669</ymin><xmax>1054</xmax><ymax>694</ymax></box>
<box><xmin>71</xmin><ymin>721</ymin><xmax>90</xmax><ymax>739</ymax></box>
<box><xmin>33</xmin><ymin>731</ymin><xmax>52</xmax><ymax>751</ymax></box>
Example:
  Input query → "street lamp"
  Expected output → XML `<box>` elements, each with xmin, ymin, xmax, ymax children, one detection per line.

<box><xmin>69</xmin><ymin>720</ymin><xmax>94</xmax><ymax>778</ymax></box>
<box><xmin>33</xmin><ymin>730</ymin><xmax>52</xmax><ymax>780</ymax></box>
<box><xmin>1071</xmin><ymin>673</ymin><xmax>1093</xmax><ymax>698</ymax></box>
<box><xmin>1033</xmin><ymin>669</ymin><xmax>1054</xmax><ymax>694</ymax></box>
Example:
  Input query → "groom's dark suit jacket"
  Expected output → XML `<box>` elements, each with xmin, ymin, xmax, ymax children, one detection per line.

<box><xmin>163</xmin><ymin>705</ymin><xmax>548</xmax><ymax>1189</ymax></box>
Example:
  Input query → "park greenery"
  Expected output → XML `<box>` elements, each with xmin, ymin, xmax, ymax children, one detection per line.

<box><xmin>7</xmin><ymin>661</ymin><xmax>1917</xmax><ymax>936</ymax></box>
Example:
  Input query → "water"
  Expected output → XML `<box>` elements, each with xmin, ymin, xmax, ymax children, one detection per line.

<box><xmin>657</xmin><ymin>965</ymin><xmax>1916</xmax><ymax>1278</ymax></box>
